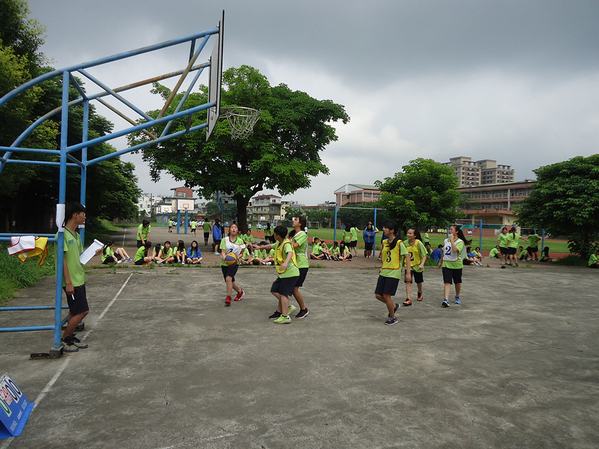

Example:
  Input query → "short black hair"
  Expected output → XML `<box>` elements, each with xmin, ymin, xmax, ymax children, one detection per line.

<box><xmin>274</xmin><ymin>225</ymin><xmax>288</xmax><ymax>239</ymax></box>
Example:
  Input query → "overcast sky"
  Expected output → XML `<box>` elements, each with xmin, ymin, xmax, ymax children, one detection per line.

<box><xmin>27</xmin><ymin>0</ymin><xmax>599</xmax><ymax>204</ymax></box>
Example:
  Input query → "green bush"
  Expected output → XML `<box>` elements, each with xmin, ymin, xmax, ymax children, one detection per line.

<box><xmin>0</xmin><ymin>243</ymin><xmax>56</xmax><ymax>303</ymax></box>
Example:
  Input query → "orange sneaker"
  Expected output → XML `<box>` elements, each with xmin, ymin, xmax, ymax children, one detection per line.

<box><xmin>403</xmin><ymin>299</ymin><xmax>412</xmax><ymax>306</ymax></box>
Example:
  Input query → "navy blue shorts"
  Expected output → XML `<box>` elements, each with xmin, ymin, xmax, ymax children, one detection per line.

<box><xmin>63</xmin><ymin>284</ymin><xmax>89</xmax><ymax>315</ymax></box>
<box><xmin>295</xmin><ymin>268</ymin><xmax>309</xmax><ymax>288</ymax></box>
<box><xmin>271</xmin><ymin>276</ymin><xmax>298</xmax><ymax>297</ymax></box>
<box><xmin>442</xmin><ymin>267</ymin><xmax>462</xmax><ymax>285</ymax></box>
<box><xmin>375</xmin><ymin>275</ymin><xmax>400</xmax><ymax>297</ymax></box>
<box><xmin>221</xmin><ymin>264</ymin><xmax>238</xmax><ymax>282</ymax></box>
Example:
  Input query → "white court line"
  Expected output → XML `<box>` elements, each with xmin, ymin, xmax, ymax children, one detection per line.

<box><xmin>0</xmin><ymin>273</ymin><xmax>133</xmax><ymax>449</ymax></box>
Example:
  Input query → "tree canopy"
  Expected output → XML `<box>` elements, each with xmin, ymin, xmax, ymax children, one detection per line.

<box><xmin>375</xmin><ymin>158</ymin><xmax>462</xmax><ymax>230</ymax></box>
<box><xmin>518</xmin><ymin>155</ymin><xmax>599</xmax><ymax>258</ymax></box>
<box><xmin>0</xmin><ymin>0</ymin><xmax>141</xmax><ymax>232</ymax></box>
<box><xmin>131</xmin><ymin>65</ymin><xmax>349</xmax><ymax>232</ymax></box>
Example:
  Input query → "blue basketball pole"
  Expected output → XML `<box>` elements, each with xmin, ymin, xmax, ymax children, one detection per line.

<box><xmin>333</xmin><ymin>206</ymin><xmax>338</xmax><ymax>242</ymax></box>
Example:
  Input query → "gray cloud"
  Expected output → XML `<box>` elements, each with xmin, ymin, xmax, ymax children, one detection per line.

<box><xmin>26</xmin><ymin>0</ymin><xmax>599</xmax><ymax>203</ymax></box>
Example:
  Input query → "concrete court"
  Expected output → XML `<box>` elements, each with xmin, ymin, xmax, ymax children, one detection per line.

<box><xmin>1</xmin><ymin>255</ymin><xmax>598</xmax><ymax>448</ymax></box>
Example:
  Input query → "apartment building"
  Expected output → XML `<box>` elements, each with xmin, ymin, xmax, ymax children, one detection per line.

<box><xmin>442</xmin><ymin>157</ymin><xmax>515</xmax><ymax>187</ymax></box>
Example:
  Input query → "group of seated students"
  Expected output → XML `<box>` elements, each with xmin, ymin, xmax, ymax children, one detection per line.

<box><xmin>101</xmin><ymin>240</ymin><xmax>205</xmax><ymax>266</ymax></box>
<box><xmin>488</xmin><ymin>243</ymin><xmax>553</xmax><ymax>262</ymax></box>
<box><xmin>308</xmin><ymin>238</ymin><xmax>353</xmax><ymax>261</ymax></box>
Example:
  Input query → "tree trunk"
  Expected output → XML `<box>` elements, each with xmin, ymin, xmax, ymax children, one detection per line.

<box><xmin>235</xmin><ymin>195</ymin><xmax>249</xmax><ymax>233</ymax></box>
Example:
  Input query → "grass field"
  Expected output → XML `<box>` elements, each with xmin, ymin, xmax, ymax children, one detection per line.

<box><xmin>139</xmin><ymin>223</ymin><xmax>571</xmax><ymax>253</ymax></box>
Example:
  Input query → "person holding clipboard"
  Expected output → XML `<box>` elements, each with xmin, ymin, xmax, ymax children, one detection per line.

<box><xmin>58</xmin><ymin>203</ymin><xmax>102</xmax><ymax>352</ymax></box>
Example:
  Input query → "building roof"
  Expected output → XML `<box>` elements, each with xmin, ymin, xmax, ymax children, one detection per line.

<box><xmin>252</xmin><ymin>194</ymin><xmax>282</xmax><ymax>199</ymax></box>
<box><xmin>334</xmin><ymin>184</ymin><xmax>379</xmax><ymax>194</ymax></box>
<box><xmin>457</xmin><ymin>180</ymin><xmax>534</xmax><ymax>192</ymax></box>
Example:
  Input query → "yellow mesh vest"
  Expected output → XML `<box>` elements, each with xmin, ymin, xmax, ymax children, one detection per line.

<box><xmin>381</xmin><ymin>239</ymin><xmax>403</xmax><ymax>270</ymax></box>
<box><xmin>275</xmin><ymin>240</ymin><xmax>297</xmax><ymax>274</ymax></box>
<box><xmin>406</xmin><ymin>239</ymin><xmax>422</xmax><ymax>267</ymax></box>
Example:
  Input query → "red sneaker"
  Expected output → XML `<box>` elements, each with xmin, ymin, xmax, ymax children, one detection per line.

<box><xmin>234</xmin><ymin>290</ymin><xmax>245</xmax><ymax>301</ymax></box>
<box><xmin>403</xmin><ymin>299</ymin><xmax>412</xmax><ymax>306</ymax></box>
<box><xmin>417</xmin><ymin>293</ymin><xmax>423</xmax><ymax>301</ymax></box>
<box><xmin>225</xmin><ymin>297</ymin><xmax>232</xmax><ymax>306</ymax></box>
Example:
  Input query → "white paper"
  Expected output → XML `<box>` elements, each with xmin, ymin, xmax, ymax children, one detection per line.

<box><xmin>56</xmin><ymin>204</ymin><xmax>65</xmax><ymax>232</ymax></box>
<box><xmin>79</xmin><ymin>239</ymin><xmax>104</xmax><ymax>265</ymax></box>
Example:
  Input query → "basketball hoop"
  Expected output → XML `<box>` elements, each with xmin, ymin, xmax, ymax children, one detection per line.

<box><xmin>183</xmin><ymin>203</ymin><xmax>189</xmax><ymax>210</ymax></box>
<box><xmin>222</xmin><ymin>107</ymin><xmax>261</xmax><ymax>139</ymax></box>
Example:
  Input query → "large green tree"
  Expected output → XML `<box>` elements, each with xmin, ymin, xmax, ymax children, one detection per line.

<box><xmin>131</xmin><ymin>65</ymin><xmax>349</xmax><ymax>232</ymax></box>
<box><xmin>518</xmin><ymin>155</ymin><xmax>599</xmax><ymax>259</ymax></box>
<box><xmin>375</xmin><ymin>158</ymin><xmax>462</xmax><ymax>230</ymax></box>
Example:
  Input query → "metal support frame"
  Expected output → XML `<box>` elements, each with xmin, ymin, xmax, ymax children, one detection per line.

<box><xmin>0</xmin><ymin>20</ymin><xmax>223</xmax><ymax>354</ymax></box>
<box><xmin>333</xmin><ymin>205</ymin><xmax>384</xmax><ymax>257</ymax></box>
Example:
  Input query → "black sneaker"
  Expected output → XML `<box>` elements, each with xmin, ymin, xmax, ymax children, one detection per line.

<box><xmin>385</xmin><ymin>317</ymin><xmax>398</xmax><ymax>325</ymax></box>
<box><xmin>296</xmin><ymin>309</ymin><xmax>309</xmax><ymax>319</ymax></box>
<box><xmin>269</xmin><ymin>311</ymin><xmax>282</xmax><ymax>319</ymax></box>
<box><xmin>389</xmin><ymin>303</ymin><xmax>400</xmax><ymax>317</ymax></box>
<box><xmin>71</xmin><ymin>335</ymin><xmax>88</xmax><ymax>349</ymax></box>
<box><xmin>501</xmin><ymin>265</ymin><xmax>506</xmax><ymax>269</ymax></box>
<box><xmin>61</xmin><ymin>337</ymin><xmax>79</xmax><ymax>352</ymax></box>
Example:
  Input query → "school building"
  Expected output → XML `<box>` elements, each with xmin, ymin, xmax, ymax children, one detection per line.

<box><xmin>334</xmin><ymin>184</ymin><xmax>381</xmax><ymax>207</ymax></box>
<box><xmin>457</xmin><ymin>180</ymin><xmax>535</xmax><ymax>235</ymax></box>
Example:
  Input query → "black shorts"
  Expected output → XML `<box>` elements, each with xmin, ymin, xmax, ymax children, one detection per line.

<box><xmin>137</xmin><ymin>240</ymin><xmax>144</xmax><ymax>248</ymax></box>
<box><xmin>500</xmin><ymin>247</ymin><xmax>509</xmax><ymax>255</ymax></box>
<box><xmin>442</xmin><ymin>267</ymin><xmax>462</xmax><ymax>285</ymax></box>
<box><xmin>271</xmin><ymin>276</ymin><xmax>298</xmax><ymax>297</ymax></box>
<box><xmin>204</xmin><ymin>232</ymin><xmax>209</xmax><ymax>238</ymax></box>
<box><xmin>63</xmin><ymin>284</ymin><xmax>89</xmax><ymax>315</ymax></box>
<box><xmin>295</xmin><ymin>268</ymin><xmax>309</xmax><ymax>288</ymax></box>
<box><xmin>526</xmin><ymin>246</ymin><xmax>538</xmax><ymax>254</ymax></box>
<box><xmin>375</xmin><ymin>275</ymin><xmax>400</xmax><ymax>296</ymax></box>
<box><xmin>508</xmin><ymin>247</ymin><xmax>517</xmax><ymax>255</ymax></box>
<box><xmin>349</xmin><ymin>240</ymin><xmax>358</xmax><ymax>248</ymax></box>
<box><xmin>364</xmin><ymin>242</ymin><xmax>374</xmax><ymax>251</ymax></box>
<box><xmin>214</xmin><ymin>239</ymin><xmax>221</xmax><ymax>248</ymax></box>
<box><xmin>134</xmin><ymin>258</ymin><xmax>145</xmax><ymax>265</ymax></box>
<box><xmin>221</xmin><ymin>264</ymin><xmax>238</xmax><ymax>282</ymax></box>
<box><xmin>404</xmin><ymin>270</ymin><xmax>424</xmax><ymax>284</ymax></box>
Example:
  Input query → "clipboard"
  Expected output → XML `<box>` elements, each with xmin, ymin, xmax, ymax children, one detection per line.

<box><xmin>79</xmin><ymin>239</ymin><xmax>103</xmax><ymax>265</ymax></box>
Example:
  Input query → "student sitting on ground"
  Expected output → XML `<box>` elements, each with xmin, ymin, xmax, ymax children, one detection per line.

<box><xmin>161</xmin><ymin>241</ymin><xmax>175</xmax><ymax>264</ymax></box>
<box><xmin>310</xmin><ymin>237</ymin><xmax>326</xmax><ymax>260</ymax></box>
<box><xmin>152</xmin><ymin>244</ymin><xmax>165</xmax><ymax>264</ymax></box>
<box><xmin>134</xmin><ymin>241</ymin><xmax>153</xmax><ymax>265</ymax></box>
<box><xmin>320</xmin><ymin>240</ymin><xmax>333</xmax><ymax>260</ymax></box>
<box><xmin>430</xmin><ymin>244</ymin><xmax>443</xmax><ymax>262</ymax></box>
<box><xmin>331</xmin><ymin>241</ymin><xmax>341</xmax><ymax>261</ymax></box>
<box><xmin>101</xmin><ymin>240</ymin><xmax>132</xmax><ymax>264</ymax></box>
<box><xmin>489</xmin><ymin>244</ymin><xmax>500</xmax><ymax>259</ymax></box>
<box><xmin>424</xmin><ymin>242</ymin><xmax>433</xmax><ymax>256</ymax></box>
<box><xmin>588</xmin><ymin>250</ymin><xmax>599</xmax><ymax>268</ymax></box>
<box><xmin>539</xmin><ymin>247</ymin><xmax>553</xmax><ymax>262</ymax></box>
<box><xmin>239</xmin><ymin>247</ymin><xmax>253</xmax><ymax>265</ymax></box>
<box><xmin>251</xmin><ymin>242</ymin><xmax>270</xmax><ymax>265</ymax></box>
<box><xmin>518</xmin><ymin>245</ymin><xmax>529</xmax><ymax>262</ymax></box>
<box><xmin>339</xmin><ymin>241</ymin><xmax>352</xmax><ymax>261</ymax></box>
<box><xmin>474</xmin><ymin>247</ymin><xmax>483</xmax><ymax>263</ymax></box>
<box><xmin>187</xmin><ymin>240</ymin><xmax>203</xmax><ymax>264</ymax></box>
<box><xmin>174</xmin><ymin>240</ymin><xmax>187</xmax><ymax>264</ymax></box>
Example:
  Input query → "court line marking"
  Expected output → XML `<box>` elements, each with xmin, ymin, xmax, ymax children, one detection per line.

<box><xmin>0</xmin><ymin>273</ymin><xmax>133</xmax><ymax>449</ymax></box>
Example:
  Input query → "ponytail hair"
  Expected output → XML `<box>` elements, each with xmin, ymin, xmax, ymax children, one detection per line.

<box><xmin>408</xmin><ymin>228</ymin><xmax>423</xmax><ymax>242</ymax></box>
<box><xmin>451</xmin><ymin>225</ymin><xmax>472</xmax><ymax>245</ymax></box>
<box><xmin>386</xmin><ymin>222</ymin><xmax>401</xmax><ymax>250</ymax></box>
<box><xmin>102</xmin><ymin>240</ymin><xmax>114</xmax><ymax>256</ymax></box>
<box><xmin>296</xmin><ymin>216</ymin><xmax>307</xmax><ymax>230</ymax></box>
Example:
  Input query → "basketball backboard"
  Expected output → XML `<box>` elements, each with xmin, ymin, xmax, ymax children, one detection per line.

<box><xmin>206</xmin><ymin>10</ymin><xmax>224</xmax><ymax>141</ymax></box>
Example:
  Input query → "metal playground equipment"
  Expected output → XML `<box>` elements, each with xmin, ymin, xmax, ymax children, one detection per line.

<box><xmin>0</xmin><ymin>12</ymin><xmax>226</xmax><ymax>357</ymax></box>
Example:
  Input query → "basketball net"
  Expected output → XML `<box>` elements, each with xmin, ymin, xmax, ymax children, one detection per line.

<box><xmin>222</xmin><ymin>107</ymin><xmax>261</xmax><ymax>139</ymax></box>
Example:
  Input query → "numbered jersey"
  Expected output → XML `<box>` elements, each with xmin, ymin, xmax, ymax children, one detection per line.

<box><xmin>406</xmin><ymin>239</ymin><xmax>424</xmax><ymax>267</ymax></box>
<box><xmin>222</xmin><ymin>236</ymin><xmax>245</xmax><ymax>257</ymax></box>
<box><xmin>443</xmin><ymin>238</ymin><xmax>465</xmax><ymax>262</ymax></box>
<box><xmin>381</xmin><ymin>239</ymin><xmax>406</xmax><ymax>270</ymax></box>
